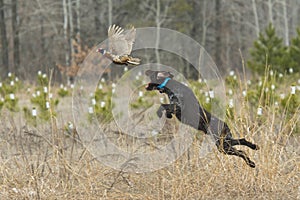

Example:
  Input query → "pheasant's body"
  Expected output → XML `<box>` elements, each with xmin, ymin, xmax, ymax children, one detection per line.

<box><xmin>102</xmin><ymin>51</ymin><xmax>141</xmax><ymax>65</ymax></box>
<box><xmin>97</xmin><ymin>25</ymin><xmax>141</xmax><ymax>66</ymax></box>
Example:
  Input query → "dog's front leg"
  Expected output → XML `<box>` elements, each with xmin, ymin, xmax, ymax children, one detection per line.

<box><xmin>157</xmin><ymin>104</ymin><xmax>175</xmax><ymax>118</ymax></box>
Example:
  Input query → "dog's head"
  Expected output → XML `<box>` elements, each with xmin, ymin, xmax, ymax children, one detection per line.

<box><xmin>145</xmin><ymin>70</ymin><xmax>174</xmax><ymax>91</ymax></box>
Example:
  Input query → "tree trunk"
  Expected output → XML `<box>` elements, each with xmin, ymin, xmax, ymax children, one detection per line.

<box><xmin>0</xmin><ymin>0</ymin><xmax>9</xmax><ymax>75</ymax></box>
<box><xmin>62</xmin><ymin>0</ymin><xmax>70</xmax><ymax>66</ymax></box>
<box><xmin>155</xmin><ymin>0</ymin><xmax>161</xmax><ymax>64</ymax></box>
<box><xmin>214</xmin><ymin>0</ymin><xmax>222</xmax><ymax>68</ymax></box>
<box><xmin>108</xmin><ymin>0</ymin><xmax>112</xmax><ymax>25</ymax></box>
<box><xmin>268</xmin><ymin>0</ymin><xmax>273</xmax><ymax>24</ymax></box>
<box><xmin>93</xmin><ymin>0</ymin><xmax>101</xmax><ymax>31</ymax></box>
<box><xmin>12</xmin><ymin>0</ymin><xmax>20</xmax><ymax>74</ymax></box>
<box><xmin>76</xmin><ymin>0</ymin><xmax>80</xmax><ymax>42</ymax></box>
<box><xmin>282</xmin><ymin>0</ymin><xmax>289</xmax><ymax>46</ymax></box>
<box><xmin>252</xmin><ymin>0</ymin><xmax>260</xmax><ymax>37</ymax></box>
<box><xmin>68</xmin><ymin>0</ymin><xmax>74</xmax><ymax>65</ymax></box>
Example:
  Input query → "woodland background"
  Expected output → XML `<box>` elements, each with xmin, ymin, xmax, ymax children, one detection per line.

<box><xmin>0</xmin><ymin>0</ymin><xmax>300</xmax><ymax>80</ymax></box>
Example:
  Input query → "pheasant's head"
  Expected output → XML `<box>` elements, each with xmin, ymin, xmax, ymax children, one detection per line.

<box><xmin>145</xmin><ymin>70</ymin><xmax>174</xmax><ymax>91</ymax></box>
<box><xmin>96</xmin><ymin>48</ymin><xmax>106</xmax><ymax>55</ymax></box>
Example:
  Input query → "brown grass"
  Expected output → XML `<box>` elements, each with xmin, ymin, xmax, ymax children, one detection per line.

<box><xmin>0</xmin><ymin>83</ymin><xmax>299</xmax><ymax>200</ymax></box>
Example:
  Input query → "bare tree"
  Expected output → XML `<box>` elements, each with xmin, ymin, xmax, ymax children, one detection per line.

<box><xmin>282</xmin><ymin>0</ymin><xmax>289</xmax><ymax>46</ymax></box>
<box><xmin>108</xmin><ymin>0</ymin><xmax>112</xmax><ymax>25</ymax></box>
<box><xmin>214</xmin><ymin>0</ymin><xmax>222</xmax><ymax>68</ymax></box>
<box><xmin>63</xmin><ymin>0</ymin><xmax>70</xmax><ymax>66</ymax></box>
<box><xmin>0</xmin><ymin>0</ymin><xmax>9</xmax><ymax>75</ymax></box>
<box><xmin>12</xmin><ymin>0</ymin><xmax>20</xmax><ymax>73</ymax></box>
<box><xmin>76</xmin><ymin>0</ymin><xmax>80</xmax><ymax>42</ymax></box>
<box><xmin>267</xmin><ymin>0</ymin><xmax>274</xmax><ymax>24</ymax></box>
<box><xmin>252</xmin><ymin>0</ymin><xmax>260</xmax><ymax>37</ymax></box>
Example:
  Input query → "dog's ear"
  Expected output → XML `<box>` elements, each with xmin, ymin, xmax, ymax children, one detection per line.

<box><xmin>168</xmin><ymin>72</ymin><xmax>174</xmax><ymax>79</ymax></box>
<box><xmin>157</xmin><ymin>71</ymin><xmax>174</xmax><ymax>79</ymax></box>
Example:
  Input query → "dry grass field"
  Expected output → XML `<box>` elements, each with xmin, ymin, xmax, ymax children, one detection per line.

<box><xmin>0</xmin><ymin>78</ymin><xmax>299</xmax><ymax>200</ymax></box>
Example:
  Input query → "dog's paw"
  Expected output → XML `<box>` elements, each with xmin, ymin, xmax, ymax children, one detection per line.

<box><xmin>166</xmin><ymin>112</ymin><xmax>173</xmax><ymax>118</ymax></box>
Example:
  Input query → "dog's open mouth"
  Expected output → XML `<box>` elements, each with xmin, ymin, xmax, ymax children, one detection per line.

<box><xmin>145</xmin><ymin>83</ymin><xmax>157</xmax><ymax>91</ymax></box>
<box><xmin>145</xmin><ymin>83</ymin><xmax>151</xmax><ymax>90</ymax></box>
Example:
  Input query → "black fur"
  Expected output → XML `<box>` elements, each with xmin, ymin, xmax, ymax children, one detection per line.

<box><xmin>145</xmin><ymin>70</ymin><xmax>259</xmax><ymax>168</ymax></box>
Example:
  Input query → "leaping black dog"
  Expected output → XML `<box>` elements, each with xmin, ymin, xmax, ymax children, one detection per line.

<box><xmin>145</xmin><ymin>70</ymin><xmax>259</xmax><ymax>168</ymax></box>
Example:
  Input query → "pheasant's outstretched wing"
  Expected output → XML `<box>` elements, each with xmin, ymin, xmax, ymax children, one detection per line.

<box><xmin>108</xmin><ymin>25</ymin><xmax>136</xmax><ymax>55</ymax></box>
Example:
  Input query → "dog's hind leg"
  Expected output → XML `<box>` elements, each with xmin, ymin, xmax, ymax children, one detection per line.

<box><xmin>217</xmin><ymin>137</ymin><xmax>256</xmax><ymax>168</ymax></box>
<box><xmin>224</xmin><ymin>146</ymin><xmax>256</xmax><ymax>168</ymax></box>
<box><xmin>227</xmin><ymin>138</ymin><xmax>259</xmax><ymax>150</ymax></box>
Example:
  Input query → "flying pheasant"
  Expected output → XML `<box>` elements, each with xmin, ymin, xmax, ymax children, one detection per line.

<box><xmin>96</xmin><ymin>24</ymin><xmax>141</xmax><ymax>65</ymax></box>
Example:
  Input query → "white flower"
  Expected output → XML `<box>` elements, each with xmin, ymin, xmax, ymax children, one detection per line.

<box><xmin>209</xmin><ymin>90</ymin><xmax>214</xmax><ymax>98</ymax></box>
<box><xmin>100</xmin><ymin>101</ymin><xmax>106</xmax><ymax>108</ymax></box>
<box><xmin>242</xmin><ymin>90</ymin><xmax>247</xmax><ymax>97</ymax></box>
<box><xmin>45</xmin><ymin>101</ymin><xmax>50</xmax><ymax>109</ymax></box>
<box><xmin>229</xmin><ymin>99</ymin><xmax>234</xmax><ymax>108</ymax></box>
<box><xmin>228</xmin><ymin>89</ymin><xmax>233</xmax><ymax>95</ymax></box>
<box><xmin>257</xmin><ymin>107</ymin><xmax>263</xmax><ymax>116</ymax></box>
<box><xmin>205</xmin><ymin>97</ymin><xmax>210</xmax><ymax>103</ymax></box>
<box><xmin>10</xmin><ymin>93</ymin><xmax>15</xmax><ymax>100</ymax></box>
<box><xmin>88</xmin><ymin>107</ymin><xmax>93</xmax><ymax>114</ymax></box>
<box><xmin>138</xmin><ymin>91</ymin><xmax>143</xmax><ymax>97</ymax></box>
<box><xmin>291</xmin><ymin>86</ymin><xmax>296</xmax><ymax>94</ymax></box>
<box><xmin>271</xmin><ymin>84</ymin><xmax>275</xmax><ymax>90</ymax></box>
<box><xmin>32</xmin><ymin>108</ymin><xmax>37</xmax><ymax>117</ymax></box>
<box><xmin>229</xmin><ymin>70</ymin><xmax>235</xmax><ymax>76</ymax></box>
<box><xmin>265</xmin><ymin>87</ymin><xmax>269</xmax><ymax>93</ymax></box>
<box><xmin>91</xmin><ymin>98</ymin><xmax>96</xmax><ymax>105</ymax></box>
<box><xmin>289</xmin><ymin>68</ymin><xmax>293</xmax><ymax>74</ymax></box>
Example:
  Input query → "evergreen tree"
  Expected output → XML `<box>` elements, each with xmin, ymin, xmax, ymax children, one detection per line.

<box><xmin>289</xmin><ymin>28</ymin><xmax>300</xmax><ymax>73</ymax></box>
<box><xmin>247</xmin><ymin>23</ymin><xmax>288</xmax><ymax>74</ymax></box>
